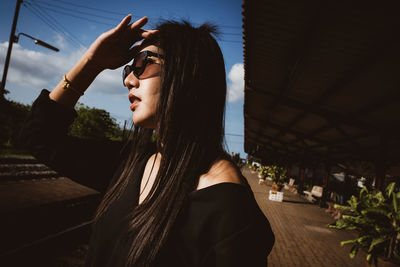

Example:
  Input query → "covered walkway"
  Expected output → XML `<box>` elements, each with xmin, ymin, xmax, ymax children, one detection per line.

<box><xmin>243</xmin><ymin>168</ymin><xmax>365</xmax><ymax>267</ymax></box>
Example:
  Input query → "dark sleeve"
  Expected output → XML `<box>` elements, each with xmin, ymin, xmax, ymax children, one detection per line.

<box><xmin>201</xmin><ymin>220</ymin><xmax>274</xmax><ymax>267</ymax></box>
<box><xmin>18</xmin><ymin>89</ymin><xmax>126</xmax><ymax>193</ymax></box>
<box><xmin>190</xmin><ymin>184</ymin><xmax>275</xmax><ymax>267</ymax></box>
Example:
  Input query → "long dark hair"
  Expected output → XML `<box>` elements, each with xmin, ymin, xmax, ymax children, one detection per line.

<box><xmin>95</xmin><ymin>20</ymin><xmax>227</xmax><ymax>266</ymax></box>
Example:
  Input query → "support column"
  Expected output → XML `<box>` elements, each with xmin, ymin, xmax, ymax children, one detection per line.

<box><xmin>320</xmin><ymin>163</ymin><xmax>331</xmax><ymax>208</ymax></box>
<box><xmin>286</xmin><ymin>164</ymin><xmax>292</xmax><ymax>178</ymax></box>
<box><xmin>298</xmin><ymin>165</ymin><xmax>305</xmax><ymax>194</ymax></box>
<box><xmin>375</xmin><ymin>160</ymin><xmax>386</xmax><ymax>191</ymax></box>
<box><xmin>323</xmin><ymin>162</ymin><xmax>331</xmax><ymax>188</ymax></box>
<box><xmin>375</xmin><ymin>135</ymin><xmax>388</xmax><ymax>191</ymax></box>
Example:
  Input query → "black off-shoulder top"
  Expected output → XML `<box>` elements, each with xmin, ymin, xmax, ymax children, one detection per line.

<box><xmin>18</xmin><ymin>90</ymin><xmax>274</xmax><ymax>267</ymax></box>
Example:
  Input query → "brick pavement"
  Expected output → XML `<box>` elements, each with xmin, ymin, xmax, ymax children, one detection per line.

<box><xmin>242</xmin><ymin>168</ymin><xmax>366</xmax><ymax>267</ymax></box>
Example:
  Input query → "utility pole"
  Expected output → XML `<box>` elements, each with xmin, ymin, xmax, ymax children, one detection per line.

<box><xmin>1</xmin><ymin>0</ymin><xmax>23</xmax><ymax>97</ymax></box>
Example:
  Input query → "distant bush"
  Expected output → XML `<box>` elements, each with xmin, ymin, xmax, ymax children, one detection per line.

<box><xmin>0</xmin><ymin>96</ymin><xmax>123</xmax><ymax>150</ymax></box>
<box><xmin>68</xmin><ymin>103</ymin><xmax>123</xmax><ymax>141</ymax></box>
<box><xmin>232</xmin><ymin>152</ymin><xmax>244</xmax><ymax>168</ymax></box>
<box><xmin>0</xmin><ymin>97</ymin><xmax>31</xmax><ymax>146</ymax></box>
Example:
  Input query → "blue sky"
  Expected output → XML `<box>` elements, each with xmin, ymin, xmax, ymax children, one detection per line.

<box><xmin>1</xmin><ymin>0</ymin><xmax>246</xmax><ymax>156</ymax></box>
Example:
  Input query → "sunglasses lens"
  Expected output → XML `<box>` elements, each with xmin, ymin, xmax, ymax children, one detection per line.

<box><xmin>134</xmin><ymin>53</ymin><xmax>147</xmax><ymax>77</ymax></box>
<box><xmin>123</xmin><ymin>51</ymin><xmax>162</xmax><ymax>83</ymax></box>
<box><xmin>122</xmin><ymin>65</ymin><xmax>131</xmax><ymax>84</ymax></box>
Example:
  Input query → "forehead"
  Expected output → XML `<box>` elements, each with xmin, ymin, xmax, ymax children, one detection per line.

<box><xmin>139</xmin><ymin>44</ymin><xmax>164</xmax><ymax>55</ymax></box>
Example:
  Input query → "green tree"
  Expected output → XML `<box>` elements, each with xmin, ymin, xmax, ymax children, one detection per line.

<box><xmin>0</xmin><ymin>98</ymin><xmax>31</xmax><ymax>146</ymax></box>
<box><xmin>68</xmin><ymin>103</ymin><xmax>122</xmax><ymax>141</ymax></box>
<box><xmin>232</xmin><ymin>153</ymin><xmax>244</xmax><ymax>168</ymax></box>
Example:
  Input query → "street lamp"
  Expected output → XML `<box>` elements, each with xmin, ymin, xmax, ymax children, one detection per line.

<box><xmin>15</xmin><ymin>33</ymin><xmax>59</xmax><ymax>52</ymax></box>
<box><xmin>0</xmin><ymin>0</ymin><xmax>60</xmax><ymax>97</ymax></box>
<box><xmin>0</xmin><ymin>32</ymin><xmax>59</xmax><ymax>97</ymax></box>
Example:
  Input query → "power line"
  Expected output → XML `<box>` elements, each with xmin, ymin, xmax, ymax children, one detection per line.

<box><xmin>23</xmin><ymin>3</ymin><xmax>59</xmax><ymax>34</ymax></box>
<box><xmin>226</xmin><ymin>133</ymin><xmax>244</xmax><ymax>137</ymax></box>
<box><xmin>218</xmin><ymin>25</ymin><xmax>241</xmax><ymax>29</ymax></box>
<box><xmin>34</xmin><ymin>1</ymin><xmax>121</xmax><ymax>22</ymax></box>
<box><xmin>191</xmin><ymin>22</ymin><xmax>242</xmax><ymax>30</ymax></box>
<box><xmin>221</xmin><ymin>32</ymin><xmax>242</xmax><ymax>36</ymax></box>
<box><xmin>37</xmin><ymin>0</ymin><xmax>127</xmax><ymax>16</ymax></box>
<box><xmin>34</xmin><ymin>0</ymin><xmax>242</xmax><ymax>30</ymax></box>
<box><xmin>24</xmin><ymin>2</ymin><xmax>78</xmax><ymax>47</ymax></box>
<box><xmin>27</xmin><ymin>1</ymin><xmax>243</xmax><ymax>45</ymax></box>
<box><xmin>219</xmin><ymin>40</ymin><xmax>242</xmax><ymax>44</ymax></box>
<box><xmin>35</xmin><ymin>5</ymin><xmax>116</xmax><ymax>26</ymax></box>
<box><xmin>28</xmin><ymin>2</ymin><xmax>85</xmax><ymax>47</ymax></box>
<box><xmin>23</xmin><ymin>3</ymin><xmax>81</xmax><ymax>48</ymax></box>
<box><xmin>26</xmin><ymin>4</ymin><xmax>81</xmax><ymax>48</ymax></box>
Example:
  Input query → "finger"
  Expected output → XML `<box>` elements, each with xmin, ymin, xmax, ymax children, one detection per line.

<box><xmin>115</xmin><ymin>14</ymin><xmax>132</xmax><ymax>32</ymax></box>
<box><xmin>129</xmin><ymin>16</ymin><xmax>148</xmax><ymax>31</ymax></box>
<box><xmin>141</xmin><ymin>29</ymin><xmax>158</xmax><ymax>38</ymax></box>
<box><xmin>127</xmin><ymin>42</ymin><xmax>143</xmax><ymax>60</ymax></box>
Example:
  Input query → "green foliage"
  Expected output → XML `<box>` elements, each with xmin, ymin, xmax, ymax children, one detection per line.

<box><xmin>0</xmin><ymin>98</ymin><xmax>31</xmax><ymax>146</ymax></box>
<box><xmin>328</xmin><ymin>182</ymin><xmax>400</xmax><ymax>264</ymax></box>
<box><xmin>232</xmin><ymin>153</ymin><xmax>244</xmax><ymax>168</ymax></box>
<box><xmin>246</xmin><ymin>156</ymin><xmax>255</xmax><ymax>168</ymax></box>
<box><xmin>250</xmin><ymin>164</ymin><xmax>259</xmax><ymax>171</ymax></box>
<box><xmin>0</xmin><ymin>97</ymin><xmax>122</xmax><ymax>155</ymax></box>
<box><xmin>258</xmin><ymin>166</ymin><xmax>269</xmax><ymax>178</ymax></box>
<box><xmin>246</xmin><ymin>156</ymin><xmax>259</xmax><ymax>171</ymax></box>
<box><xmin>266</xmin><ymin>165</ymin><xmax>287</xmax><ymax>184</ymax></box>
<box><xmin>68</xmin><ymin>103</ymin><xmax>122</xmax><ymax>140</ymax></box>
<box><xmin>255</xmin><ymin>164</ymin><xmax>287</xmax><ymax>184</ymax></box>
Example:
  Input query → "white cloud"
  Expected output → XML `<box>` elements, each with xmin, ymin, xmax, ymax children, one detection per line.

<box><xmin>227</xmin><ymin>63</ymin><xmax>244</xmax><ymax>102</ymax></box>
<box><xmin>0</xmin><ymin>41</ymin><xmax>125</xmax><ymax>95</ymax></box>
<box><xmin>54</xmin><ymin>33</ymin><xmax>68</xmax><ymax>51</ymax></box>
<box><xmin>90</xmin><ymin>67</ymin><xmax>125</xmax><ymax>95</ymax></box>
<box><xmin>0</xmin><ymin>41</ymin><xmax>82</xmax><ymax>88</ymax></box>
<box><xmin>0</xmin><ymin>43</ymin><xmax>245</xmax><ymax>100</ymax></box>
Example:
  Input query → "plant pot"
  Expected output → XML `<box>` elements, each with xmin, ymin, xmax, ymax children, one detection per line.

<box><xmin>277</xmin><ymin>183</ymin><xmax>284</xmax><ymax>191</ymax></box>
<box><xmin>272</xmin><ymin>182</ymin><xmax>284</xmax><ymax>191</ymax></box>
<box><xmin>366</xmin><ymin>258</ymin><xmax>399</xmax><ymax>267</ymax></box>
<box><xmin>271</xmin><ymin>183</ymin><xmax>278</xmax><ymax>191</ymax></box>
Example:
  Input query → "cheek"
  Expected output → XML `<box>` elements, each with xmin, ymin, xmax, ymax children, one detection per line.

<box><xmin>143</xmin><ymin>79</ymin><xmax>161</xmax><ymax>108</ymax></box>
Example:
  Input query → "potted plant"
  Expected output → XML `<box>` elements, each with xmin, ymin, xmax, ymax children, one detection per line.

<box><xmin>328</xmin><ymin>182</ymin><xmax>400</xmax><ymax>266</ymax></box>
<box><xmin>249</xmin><ymin>163</ymin><xmax>258</xmax><ymax>174</ymax></box>
<box><xmin>258</xmin><ymin>166</ymin><xmax>268</xmax><ymax>185</ymax></box>
<box><xmin>246</xmin><ymin>157</ymin><xmax>257</xmax><ymax>174</ymax></box>
<box><xmin>232</xmin><ymin>153</ymin><xmax>244</xmax><ymax>168</ymax></box>
<box><xmin>258</xmin><ymin>165</ymin><xmax>268</xmax><ymax>179</ymax></box>
<box><xmin>267</xmin><ymin>165</ymin><xmax>287</xmax><ymax>192</ymax></box>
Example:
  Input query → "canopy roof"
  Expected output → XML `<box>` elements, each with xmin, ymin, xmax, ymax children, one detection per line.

<box><xmin>243</xmin><ymin>0</ymin><xmax>400</xmax><ymax>168</ymax></box>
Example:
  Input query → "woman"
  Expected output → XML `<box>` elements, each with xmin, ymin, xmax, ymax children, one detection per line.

<box><xmin>20</xmin><ymin>15</ymin><xmax>274</xmax><ymax>266</ymax></box>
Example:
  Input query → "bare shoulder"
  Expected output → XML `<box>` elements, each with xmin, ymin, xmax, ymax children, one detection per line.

<box><xmin>196</xmin><ymin>159</ymin><xmax>243</xmax><ymax>190</ymax></box>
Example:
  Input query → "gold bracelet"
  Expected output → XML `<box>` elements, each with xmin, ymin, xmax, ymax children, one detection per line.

<box><xmin>63</xmin><ymin>75</ymin><xmax>84</xmax><ymax>96</ymax></box>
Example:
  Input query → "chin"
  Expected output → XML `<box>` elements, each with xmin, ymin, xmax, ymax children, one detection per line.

<box><xmin>132</xmin><ymin>114</ymin><xmax>156</xmax><ymax>129</ymax></box>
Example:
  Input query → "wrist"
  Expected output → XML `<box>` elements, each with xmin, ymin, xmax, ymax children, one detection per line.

<box><xmin>79</xmin><ymin>54</ymin><xmax>104</xmax><ymax>76</ymax></box>
<box><xmin>64</xmin><ymin>56</ymin><xmax>102</xmax><ymax>95</ymax></box>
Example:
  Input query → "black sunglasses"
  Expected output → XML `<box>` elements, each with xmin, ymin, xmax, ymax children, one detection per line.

<box><xmin>122</xmin><ymin>50</ymin><xmax>164</xmax><ymax>84</ymax></box>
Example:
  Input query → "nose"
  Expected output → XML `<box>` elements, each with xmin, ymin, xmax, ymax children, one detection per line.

<box><xmin>124</xmin><ymin>71</ymin><xmax>140</xmax><ymax>90</ymax></box>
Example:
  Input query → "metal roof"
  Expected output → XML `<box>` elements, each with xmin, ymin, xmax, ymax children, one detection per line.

<box><xmin>243</xmin><ymin>0</ymin><xmax>400</xmax><ymax>169</ymax></box>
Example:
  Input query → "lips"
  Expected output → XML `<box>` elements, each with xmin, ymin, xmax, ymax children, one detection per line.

<box><xmin>129</xmin><ymin>93</ymin><xmax>141</xmax><ymax>111</ymax></box>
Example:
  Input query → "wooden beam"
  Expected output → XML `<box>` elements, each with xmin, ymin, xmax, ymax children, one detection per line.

<box><xmin>245</xmin><ymin>114</ymin><xmax>330</xmax><ymax>147</ymax></box>
<box><xmin>246</xmin><ymin>87</ymin><xmax>382</xmax><ymax>133</ymax></box>
<box><xmin>245</xmin><ymin>128</ymin><xmax>306</xmax><ymax>151</ymax></box>
<box><xmin>349</xmin><ymin>88</ymin><xmax>400</xmax><ymax>118</ymax></box>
